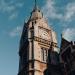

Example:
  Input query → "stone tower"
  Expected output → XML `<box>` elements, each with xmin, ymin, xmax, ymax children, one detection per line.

<box><xmin>18</xmin><ymin>1</ymin><xmax>58</xmax><ymax>75</ymax></box>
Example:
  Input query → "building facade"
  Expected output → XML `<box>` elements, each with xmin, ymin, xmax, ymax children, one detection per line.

<box><xmin>60</xmin><ymin>38</ymin><xmax>75</xmax><ymax>75</ymax></box>
<box><xmin>17</xmin><ymin>1</ymin><xmax>75</xmax><ymax>75</ymax></box>
<box><xmin>18</xmin><ymin>3</ymin><xmax>59</xmax><ymax>75</ymax></box>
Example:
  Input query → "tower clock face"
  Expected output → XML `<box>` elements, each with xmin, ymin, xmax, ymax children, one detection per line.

<box><xmin>41</xmin><ymin>30</ymin><xmax>49</xmax><ymax>39</ymax></box>
<box><xmin>38</xmin><ymin>27</ymin><xmax>51</xmax><ymax>40</ymax></box>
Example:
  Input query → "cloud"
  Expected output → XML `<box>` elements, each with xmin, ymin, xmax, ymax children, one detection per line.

<box><xmin>9</xmin><ymin>26</ymin><xmax>22</xmax><ymax>37</ymax></box>
<box><xmin>64</xmin><ymin>2</ymin><xmax>75</xmax><ymax>22</ymax></box>
<box><xmin>0</xmin><ymin>0</ymin><xmax>15</xmax><ymax>13</ymax></box>
<box><xmin>9</xmin><ymin>12</ymin><xmax>18</xmax><ymax>20</ymax></box>
<box><xmin>42</xmin><ymin>0</ymin><xmax>63</xmax><ymax>20</ymax></box>
<box><xmin>63</xmin><ymin>28</ymin><xmax>75</xmax><ymax>41</ymax></box>
<box><xmin>0</xmin><ymin>0</ymin><xmax>24</xmax><ymax>19</ymax></box>
<box><xmin>42</xmin><ymin>0</ymin><xmax>75</xmax><ymax>26</ymax></box>
<box><xmin>16</xmin><ymin>3</ymin><xmax>24</xmax><ymax>7</ymax></box>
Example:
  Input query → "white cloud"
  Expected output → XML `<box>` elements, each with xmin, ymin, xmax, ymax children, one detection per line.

<box><xmin>16</xmin><ymin>3</ymin><xmax>24</xmax><ymax>7</ymax></box>
<box><xmin>42</xmin><ymin>0</ymin><xmax>63</xmax><ymax>20</ymax></box>
<box><xmin>64</xmin><ymin>2</ymin><xmax>75</xmax><ymax>22</ymax></box>
<box><xmin>0</xmin><ymin>0</ymin><xmax>24</xmax><ymax>19</ymax></box>
<box><xmin>0</xmin><ymin>0</ymin><xmax>15</xmax><ymax>13</ymax></box>
<box><xmin>9</xmin><ymin>12</ymin><xmax>18</xmax><ymax>20</ymax></box>
<box><xmin>63</xmin><ymin>28</ymin><xmax>75</xmax><ymax>41</ymax></box>
<box><xmin>42</xmin><ymin>0</ymin><xmax>75</xmax><ymax>26</ymax></box>
<box><xmin>9</xmin><ymin>26</ymin><xmax>22</xmax><ymax>37</ymax></box>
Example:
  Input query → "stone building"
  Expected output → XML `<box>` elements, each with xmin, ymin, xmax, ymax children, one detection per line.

<box><xmin>17</xmin><ymin>1</ymin><xmax>75</xmax><ymax>75</ymax></box>
<box><xmin>18</xmin><ymin>1</ymin><xmax>59</xmax><ymax>75</ymax></box>
<box><xmin>44</xmin><ymin>42</ymin><xmax>65</xmax><ymax>75</ymax></box>
<box><xmin>60</xmin><ymin>38</ymin><xmax>75</xmax><ymax>75</ymax></box>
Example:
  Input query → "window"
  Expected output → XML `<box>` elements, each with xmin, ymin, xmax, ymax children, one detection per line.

<box><xmin>41</xmin><ymin>47</ymin><xmax>48</xmax><ymax>62</ymax></box>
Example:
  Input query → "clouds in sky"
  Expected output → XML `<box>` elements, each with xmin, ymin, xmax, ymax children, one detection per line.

<box><xmin>42</xmin><ymin>0</ymin><xmax>63</xmax><ymax>20</ymax></box>
<box><xmin>9</xmin><ymin>12</ymin><xmax>18</xmax><ymax>20</ymax></box>
<box><xmin>42</xmin><ymin>0</ymin><xmax>75</xmax><ymax>41</ymax></box>
<box><xmin>0</xmin><ymin>0</ymin><xmax>24</xmax><ymax>20</ymax></box>
<box><xmin>42</xmin><ymin>0</ymin><xmax>75</xmax><ymax>22</ymax></box>
<box><xmin>63</xmin><ymin>28</ymin><xmax>75</xmax><ymax>41</ymax></box>
<box><xmin>64</xmin><ymin>2</ymin><xmax>75</xmax><ymax>22</ymax></box>
<box><xmin>9</xmin><ymin>26</ymin><xmax>22</xmax><ymax>37</ymax></box>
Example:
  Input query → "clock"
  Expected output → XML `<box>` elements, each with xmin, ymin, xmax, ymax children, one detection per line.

<box><xmin>41</xmin><ymin>30</ymin><xmax>49</xmax><ymax>39</ymax></box>
<box><xmin>38</xmin><ymin>27</ymin><xmax>51</xmax><ymax>40</ymax></box>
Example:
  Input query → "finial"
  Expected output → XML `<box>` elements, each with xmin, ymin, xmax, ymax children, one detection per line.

<box><xmin>35</xmin><ymin>0</ymin><xmax>37</xmax><ymax>8</ymax></box>
<box><xmin>34</xmin><ymin>0</ymin><xmax>38</xmax><ymax>10</ymax></box>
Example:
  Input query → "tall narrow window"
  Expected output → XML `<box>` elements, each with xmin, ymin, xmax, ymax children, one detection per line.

<box><xmin>41</xmin><ymin>47</ymin><xmax>48</xmax><ymax>62</ymax></box>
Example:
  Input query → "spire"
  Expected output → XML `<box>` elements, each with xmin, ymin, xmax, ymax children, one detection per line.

<box><xmin>35</xmin><ymin>0</ymin><xmax>37</xmax><ymax>9</ymax></box>
<box><xmin>34</xmin><ymin>0</ymin><xmax>38</xmax><ymax>11</ymax></box>
<box><xmin>30</xmin><ymin>0</ymin><xmax>43</xmax><ymax>20</ymax></box>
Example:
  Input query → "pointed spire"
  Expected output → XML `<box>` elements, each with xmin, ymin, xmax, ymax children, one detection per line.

<box><xmin>35</xmin><ymin>0</ymin><xmax>37</xmax><ymax>9</ymax></box>
<box><xmin>30</xmin><ymin>0</ymin><xmax>43</xmax><ymax>20</ymax></box>
<box><xmin>34</xmin><ymin>0</ymin><xmax>38</xmax><ymax>10</ymax></box>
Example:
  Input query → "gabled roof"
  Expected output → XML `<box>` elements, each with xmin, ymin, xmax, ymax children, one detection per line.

<box><xmin>60</xmin><ymin>37</ymin><xmax>70</xmax><ymax>52</ymax></box>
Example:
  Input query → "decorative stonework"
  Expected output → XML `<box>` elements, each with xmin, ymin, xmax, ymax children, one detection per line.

<box><xmin>18</xmin><ymin>3</ymin><xmax>58</xmax><ymax>75</ymax></box>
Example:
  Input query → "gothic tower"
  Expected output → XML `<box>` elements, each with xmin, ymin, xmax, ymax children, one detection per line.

<box><xmin>18</xmin><ymin>1</ymin><xmax>58</xmax><ymax>75</ymax></box>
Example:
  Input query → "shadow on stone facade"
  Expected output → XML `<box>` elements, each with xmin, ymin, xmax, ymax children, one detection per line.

<box><xmin>44</xmin><ymin>38</ymin><xmax>75</xmax><ymax>75</ymax></box>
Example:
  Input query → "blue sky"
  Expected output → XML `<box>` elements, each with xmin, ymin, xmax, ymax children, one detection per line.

<box><xmin>0</xmin><ymin>0</ymin><xmax>75</xmax><ymax>75</ymax></box>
